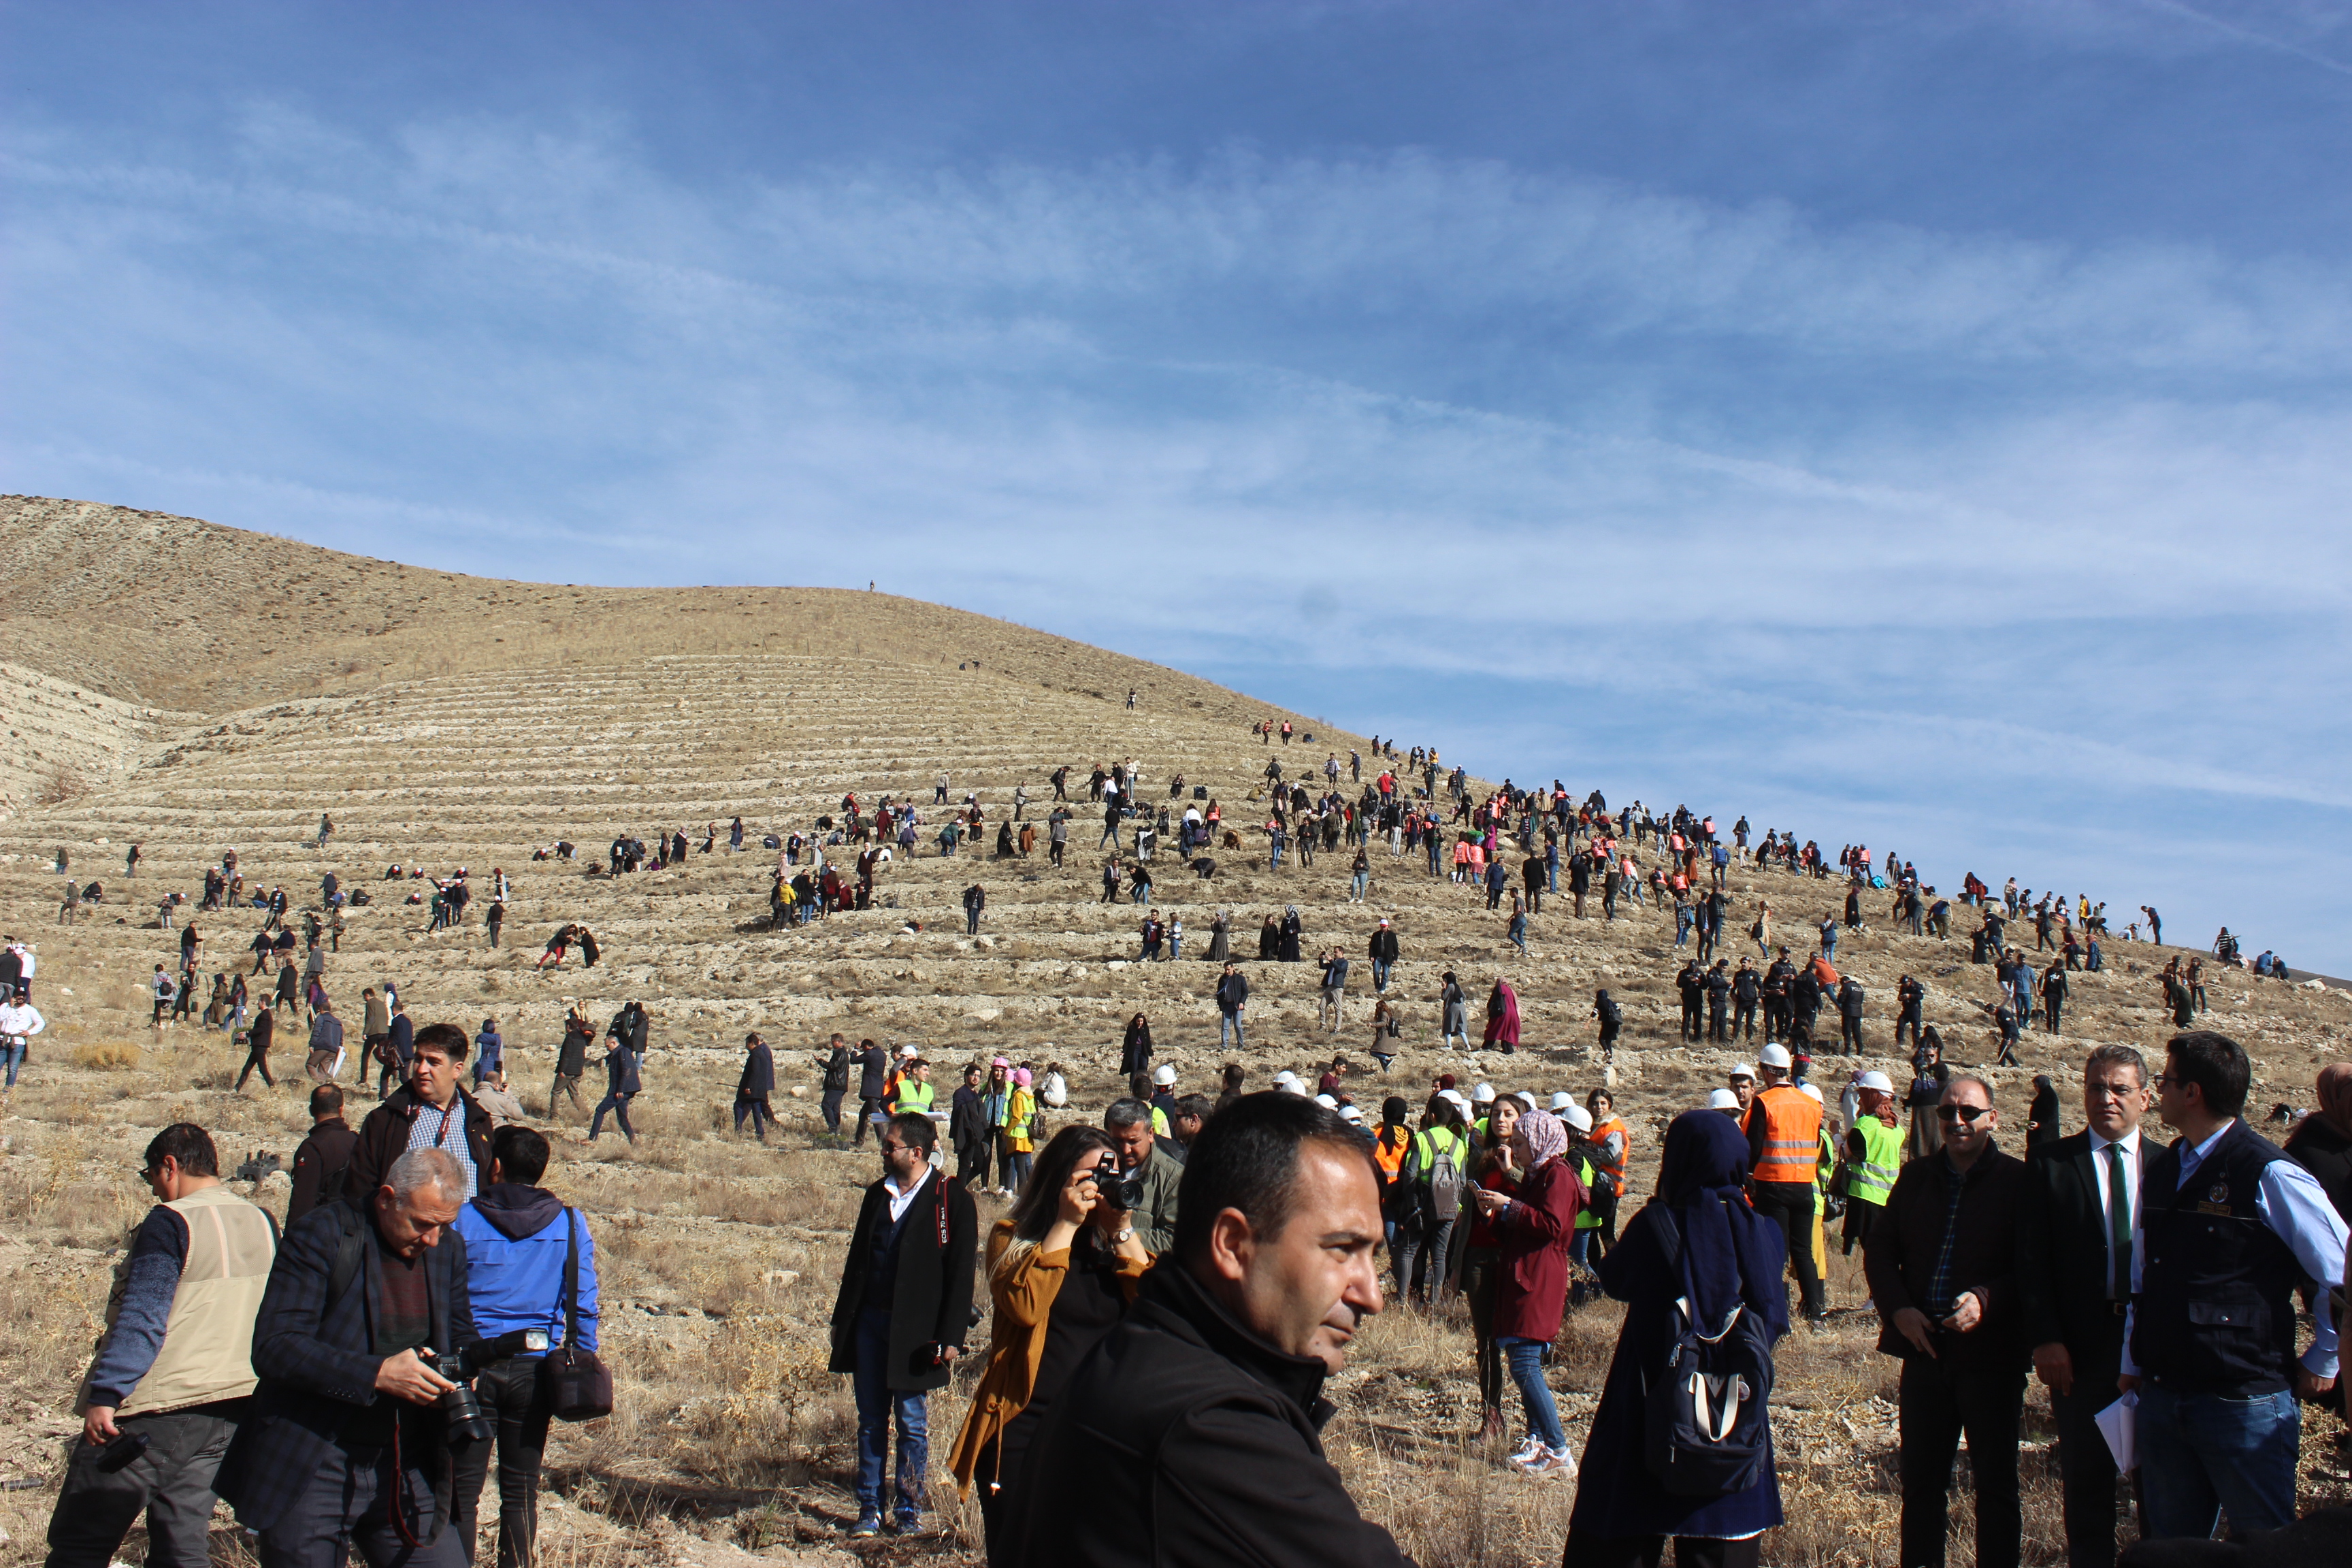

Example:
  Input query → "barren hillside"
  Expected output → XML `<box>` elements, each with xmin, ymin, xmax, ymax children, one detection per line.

<box><xmin>0</xmin><ymin>498</ymin><xmax>2345</xmax><ymax>1567</ymax></box>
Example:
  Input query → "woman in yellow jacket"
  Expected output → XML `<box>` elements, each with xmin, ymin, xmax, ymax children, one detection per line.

<box><xmin>999</xmin><ymin>1066</ymin><xmax>1039</xmax><ymax>1194</ymax></box>
<box><xmin>949</xmin><ymin>1124</ymin><xmax>1148</xmax><ymax>1556</ymax></box>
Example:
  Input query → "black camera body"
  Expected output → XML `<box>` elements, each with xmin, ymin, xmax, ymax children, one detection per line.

<box><xmin>1090</xmin><ymin>1156</ymin><xmax>1145</xmax><ymax>1215</ymax></box>
<box><xmin>422</xmin><ymin>1329</ymin><xmax>549</xmax><ymax>1443</ymax></box>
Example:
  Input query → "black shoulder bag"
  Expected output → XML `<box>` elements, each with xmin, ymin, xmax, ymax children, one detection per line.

<box><xmin>539</xmin><ymin>1209</ymin><xmax>614</xmax><ymax>1422</ymax></box>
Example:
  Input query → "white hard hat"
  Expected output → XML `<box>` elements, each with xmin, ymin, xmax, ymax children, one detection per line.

<box><xmin>1798</xmin><ymin>1083</ymin><xmax>1825</xmax><ymax>1104</ymax></box>
<box><xmin>1708</xmin><ymin>1088</ymin><xmax>1742</xmax><ymax>1111</ymax></box>
<box><xmin>1152</xmin><ymin>1063</ymin><xmax>1178</xmax><ymax>1086</ymax></box>
<box><xmin>898</xmin><ymin>1044</ymin><xmax>919</xmax><ymax>1059</ymax></box>
<box><xmin>1729</xmin><ymin>1062</ymin><xmax>1756</xmax><ymax>1081</ymax></box>
<box><xmin>1759</xmin><ymin>1044</ymin><xmax>1793</xmax><ymax>1069</ymax></box>
<box><xmin>1339</xmin><ymin>1105</ymin><xmax>1364</xmax><ymax>1124</ymax></box>
<box><xmin>1314</xmin><ymin>1093</ymin><xmax>1338</xmax><ymax>1109</ymax></box>
<box><xmin>1273</xmin><ymin>1070</ymin><xmax>1298</xmax><ymax>1085</ymax></box>
<box><xmin>1472</xmin><ymin>1082</ymin><xmax>1497</xmax><ymax>1103</ymax></box>
<box><xmin>1289</xmin><ymin>1080</ymin><xmax>1312</xmax><ymax>1096</ymax></box>
<box><xmin>1858</xmin><ymin>1071</ymin><xmax>1895</xmax><ymax>1093</ymax></box>
<box><xmin>1562</xmin><ymin>1103</ymin><xmax>1595</xmax><ymax>1134</ymax></box>
<box><xmin>1549</xmin><ymin>1091</ymin><xmax>1574</xmax><ymax>1112</ymax></box>
<box><xmin>1441</xmin><ymin>1090</ymin><xmax>1470</xmax><ymax>1110</ymax></box>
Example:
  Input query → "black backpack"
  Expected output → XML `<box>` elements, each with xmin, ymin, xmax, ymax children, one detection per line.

<box><xmin>1642</xmin><ymin>1206</ymin><xmax>1776</xmax><ymax>1499</ymax></box>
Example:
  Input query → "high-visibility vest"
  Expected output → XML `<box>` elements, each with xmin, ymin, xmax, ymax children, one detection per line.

<box><xmin>1750</xmin><ymin>1085</ymin><xmax>1822</xmax><ymax>1185</ymax></box>
<box><xmin>1373</xmin><ymin>1127</ymin><xmax>1411</xmax><ymax>1186</ymax></box>
<box><xmin>1571</xmin><ymin>1155</ymin><xmax>1602</xmax><ymax>1230</ymax></box>
<box><xmin>1846</xmin><ymin>1117</ymin><xmax>1902</xmax><ymax>1207</ymax></box>
<box><xmin>1590</xmin><ymin>1117</ymin><xmax>1629</xmax><ymax>1197</ymax></box>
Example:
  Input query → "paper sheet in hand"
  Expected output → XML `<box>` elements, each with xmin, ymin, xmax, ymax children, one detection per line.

<box><xmin>2094</xmin><ymin>1391</ymin><xmax>2137</xmax><ymax>1472</ymax></box>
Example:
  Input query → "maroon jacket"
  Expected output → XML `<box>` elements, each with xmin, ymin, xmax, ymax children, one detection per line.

<box><xmin>1491</xmin><ymin>1156</ymin><xmax>1584</xmax><ymax>1341</ymax></box>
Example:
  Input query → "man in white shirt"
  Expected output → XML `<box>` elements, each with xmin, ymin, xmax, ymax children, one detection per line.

<box><xmin>2121</xmin><ymin>1031</ymin><xmax>2347</xmax><ymax>1541</ymax></box>
<box><xmin>0</xmin><ymin>992</ymin><xmax>42</xmax><ymax>1091</ymax></box>
<box><xmin>2018</xmin><ymin>1044</ymin><xmax>2149</xmax><ymax>1568</ymax></box>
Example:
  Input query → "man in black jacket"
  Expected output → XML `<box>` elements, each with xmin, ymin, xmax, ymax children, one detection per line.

<box><xmin>1215</xmin><ymin>963</ymin><xmax>1249</xmax><ymax>1050</ymax></box>
<box><xmin>947</xmin><ymin>1063</ymin><xmax>990</xmax><ymax>1182</ymax></box>
<box><xmin>214</xmin><ymin>1145</ymin><xmax>476</xmax><ymax>1568</ymax></box>
<box><xmin>828</xmin><ymin>1112</ymin><xmax>976</xmax><ymax>1539</ymax></box>
<box><xmin>348</xmin><ymin>1024</ymin><xmax>493</xmax><ymax>1202</ymax></box>
<box><xmin>287</xmin><ymin>1085</ymin><xmax>359</xmax><ymax>1225</ymax></box>
<box><xmin>1004</xmin><ymin>1092</ymin><xmax>1405</xmax><ymax>1567</ymax></box>
<box><xmin>734</xmin><ymin>1032</ymin><xmax>774</xmax><ymax>1142</ymax></box>
<box><xmin>2019</xmin><ymin>1045</ymin><xmax>2151</xmax><ymax>1568</ymax></box>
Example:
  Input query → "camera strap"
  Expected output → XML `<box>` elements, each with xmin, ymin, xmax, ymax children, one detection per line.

<box><xmin>561</xmin><ymin>1209</ymin><xmax>581</xmax><ymax>1348</ymax></box>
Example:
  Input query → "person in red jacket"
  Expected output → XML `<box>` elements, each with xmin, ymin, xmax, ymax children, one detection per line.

<box><xmin>1472</xmin><ymin>1105</ymin><xmax>1585</xmax><ymax>1478</ymax></box>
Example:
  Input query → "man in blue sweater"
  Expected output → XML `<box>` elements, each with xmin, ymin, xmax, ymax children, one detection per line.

<box><xmin>449</xmin><ymin>1126</ymin><xmax>599</xmax><ymax>1568</ymax></box>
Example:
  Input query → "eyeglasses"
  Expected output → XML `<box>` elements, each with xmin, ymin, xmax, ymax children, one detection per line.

<box><xmin>2086</xmin><ymin>1080</ymin><xmax>2144</xmax><ymax>1100</ymax></box>
<box><xmin>1935</xmin><ymin>1103</ymin><xmax>1990</xmax><ymax>1124</ymax></box>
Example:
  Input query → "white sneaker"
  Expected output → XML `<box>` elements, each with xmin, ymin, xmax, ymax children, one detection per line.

<box><xmin>1506</xmin><ymin>1435</ymin><xmax>1546</xmax><ymax>1465</ymax></box>
<box><xmin>1518</xmin><ymin>1444</ymin><xmax>1578</xmax><ymax>1480</ymax></box>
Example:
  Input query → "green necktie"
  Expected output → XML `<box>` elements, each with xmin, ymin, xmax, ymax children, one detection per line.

<box><xmin>2107</xmin><ymin>1141</ymin><xmax>2133</xmax><ymax>1300</ymax></box>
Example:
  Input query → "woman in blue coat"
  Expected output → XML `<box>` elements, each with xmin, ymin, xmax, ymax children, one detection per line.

<box><xmin>1565</xmin><ymin>1110</ymin><xmax>1787</xmax><ymax>1568</ymax></box>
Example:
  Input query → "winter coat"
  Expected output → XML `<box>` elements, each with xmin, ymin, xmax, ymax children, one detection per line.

<box><xmin>1482</xmin><ymin>981</ymin><xmax>1521</xmax><ymax>1048</ymax></box>
<box><xmin>1490</xmin><ymin>1156</ymin><xmax>1582</xmax><ymax>1341</ymax></box>
<box><xmin>828</xmin><ymin>1170</ymin><xmax>978</xmax><ymax>1392</ymax></box>
<box><xmin>603</xmin><ymin>1047</ymin><xmax>642</xmax><ymax>1098</ymax></box>
<box><xmin>451</xmin><ymin>1184</ymin><xmax>600</xmax><ymax>1352</ymax></box>
<box><xmin>348</xmin><ymin>1083</ymin><xmax>493</xmax><ymax>1200</ymax></box>
<box><xmin>737</xmin><ymin>1043</ymin><xmax>774</xmax><ymax>1098</ymax></box>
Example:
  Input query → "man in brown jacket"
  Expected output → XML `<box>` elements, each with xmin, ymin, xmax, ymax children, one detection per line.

<box><xmin>1865</xmin><ymin>1073</ymin><xmax>2030</xmax><ymax>1568</ymax></box>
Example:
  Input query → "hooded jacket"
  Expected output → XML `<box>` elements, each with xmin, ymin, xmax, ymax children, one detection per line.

<box><xmin>451</xmin><ymin>1183</ymin><xmax>600</xmax><ymax>1352</ymax></box>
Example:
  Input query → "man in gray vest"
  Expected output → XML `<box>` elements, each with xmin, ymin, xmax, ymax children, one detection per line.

<box><xmin>2122</xmin><ymin>1031</ymin><xmax>2347</xmax><ymax>1539</ymax></box>
<box><xmin>49</xmin><ymin>1123</ymin><xmax>278</xmax><ymax>1568</ymax></box>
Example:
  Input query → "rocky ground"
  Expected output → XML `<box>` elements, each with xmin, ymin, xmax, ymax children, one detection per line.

<box><xmin>0</xmin><ymin>500</ymin><xmax>2347</xmax><ymax>1567</ymax></box>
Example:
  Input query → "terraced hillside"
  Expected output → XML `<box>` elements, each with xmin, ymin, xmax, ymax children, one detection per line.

<box><xmin>0</xmin><ymin>499</ymin><xmax>2346</xmax><ymax>1568</ymax></box>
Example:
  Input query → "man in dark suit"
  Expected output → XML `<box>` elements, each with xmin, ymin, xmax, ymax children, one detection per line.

<box><xmin>828</xmin><ymin>1112</ymin><xmax>976</xmax><ymax>1539</ymax></box>
<box><xmin>2019</xmin><ymin>1044</ymin><xmax>2151</xmax><ymax>1568</ymax></box>
<box><xmin>214</xmin><ymin>1145</ymin><xmax>476</xmax><ymax>1568</ymax></box>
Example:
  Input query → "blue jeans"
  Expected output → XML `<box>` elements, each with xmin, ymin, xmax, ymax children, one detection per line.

<box><xmin>852</xmin><ymin>1307</ymin><xmax>929</xmax><ymax>1522</ymax></box>
<box><xmin>1498</xmin><ymin>1336</ymin><xmax>1565</xmax><ymax>1450</ymax></box>
<box><xmin>1219</xmin><ymin>1011</ymin><xmax>1245</xmax><ymax>1049</ymax></box>
<box><xmin>2136</xmin><ymin>1382</ymin><xmax>2301</xmax><ymax>1538</ymax></box>
<box><xmin>1352</xmin><ymin>871</ymin><xmax>1368</xmax><ymax>900</ymax></box>
<box><xmin>1822</xmin><ymin>929</ymin><xmax>1837</xmax><ymax>959</ymax></box>
<box><xmin>1371</xmin><ymin>959</ymin><xmax>1391</xmax><ymax>990</ymax></box>
<box><xmin>1</xmin><ymin>1039</ymin><xmax>23</xmax><ymax>1088</ymax></box>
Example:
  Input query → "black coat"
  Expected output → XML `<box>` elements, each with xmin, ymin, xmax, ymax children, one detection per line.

<box><xmin>1865</xmin><ymin>1146</ymin><xmax>2029</xmax><ymax>1373</ymax></box>
<box><xmin>828</xmin><ymin>1171</ymin><xmax>977</xmax><ymax>1392</ymax></box>
<box><xmin>855</xmin><ymin>1045</ymin><xmax>889</xmax><ymax>1101</ymax></box>
<box><xmin>1001</xmin><ymin>1263</ymin><xmax>1408</xmax><ymax>1567</ymax></box>
<box><xmin>2285</xmin><ymin>1115</ymin><xmax>2352</xmax><ymax>1226</ymax></box>
<box><xmin>604</xmin><ymin>1047</ymin><xmax>641</xmax><ymax>1097</ymax></box>
<box><xmin>2017</xmin><ymin>1130</ymin><xmax>2147</xmax><ymax>1375</ymax></box>
<box><xmin>348</xmin><ymin>1085</ymin><xmax>494</xmax><ymax>1201</ymax></box>
<box><xmin>737</xmin><ymin>1043</ymin><xmax>774</xmax><ymax>1098</ymax></box>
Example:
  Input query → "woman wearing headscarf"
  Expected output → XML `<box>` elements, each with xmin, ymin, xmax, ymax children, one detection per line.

<box><xmin>1206</xmin><ymin>909</ymin><xmax>1231</xmax><ymax>963</ymax></box>
<box><xmin>1484</xmin><ymin>976</ymin><xmax>1522</xmax><ymax>1055</ymax></box>
<box><xmin>2025</xmin><ymin>1075</ymin><xmax>2062</xmax><ymax>1152</ymax></box>
<box><xmin>2285</xmin><ymin>1064</ymin><xmax>2352</xmax><ymax>1226</ymax></box>
<box><xmin>1279</xmin><ymin>906</ymin><xmax>1303</xmax><ymax>962</ymax></box>
<box><xmin>1258</xmin><ymin>914</ymin><xmax>1281</xmax><ymax>960</ymax></box>
<box><xmin>1565</xmin><ymin>1111</ymin><xmax>1788</xmax><ymax>1568</ymax></box>
<box><xmin>1120</xmin><ymin>1013</ymin><xmax>1153</xmax><ymax>1078</ymax></box>
<box><xmin>1002</xmin><ymin>1068</ymin><xmax>1038</xmax><ymax>1195</ymax></box>
<box><xmin>1470</xmin><ymin>1105</ymin><xmax>1583</xmax><ymax>1477</ymax></box>
<box><xmin>950</xmin><ymin>1124</ymin><xmax>1147</xmax><ymax>1558</ymax></box>
<box><xmin>1440</xmin><ymin>970</ymin><xmax>1469</xmax><ymax>1049</ymax></box>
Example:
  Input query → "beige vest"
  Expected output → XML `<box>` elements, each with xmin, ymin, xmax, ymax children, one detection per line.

<box><xmin>115</xmin><ymin>1186</ymin><xmax>277</xmax><ymax>1416</ymax></box>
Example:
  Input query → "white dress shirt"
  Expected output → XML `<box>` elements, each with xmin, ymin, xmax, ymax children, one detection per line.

<box><xmin>2087</xmin><ymin>1127</ymin><xmax>2142</xmax><ymax>1298</ymax></box>
<box><xmin>884</xmin><ymin>1164</ymin><xmax>933</xmax><ymax>1225</ymax></box>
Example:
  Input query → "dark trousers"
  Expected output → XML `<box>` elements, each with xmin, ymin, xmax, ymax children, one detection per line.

<box><xmin>255</xmin><ymin>1438</ymin><xmax>467</xmax><ymax>1568</ymax></box>
<box><xmin>449</xmin><ymin>1362</ymin><xmax>551</xmax><ymax>1568</ymax></box>
<box><xmin>733</xmin><ymin>1094</ymin><xmax>772</xmax><ymax>1139</ymax></box>
<box><xmin>1840</xmin><ymin>1014</ymin><xmax>1863</xmax><ymax>1052</ymax></box>
<box><xmin>1392</xmin><ymin>1211</ymin><xmax>1454</xmax><ymax>1307</ymax></box>
<box><xmin>854</xmin><ymin>1096</ymin><xmax>885</xmax><ymax>1145</ymax></box>
<box><xmin>549</xmin><ymin>1073</ymin><xmax>584</xmax><ymax>1117</ymax></box>
<box><xmin>1731</xmin><ymin>1000</ymin><xmax>1756</xmax><ymax>1039</ymax></box>
<box><xmin>236</xmin><ymin>1048</ymin><xmax>276</xmax><ymax>1089</ymax></box>
<box><xmin>1897</xmin><ymin>1356</ymin><xmax>2023</xmax><ymax>1568</ymax></box>
<box><xmin>820</xmin><ymin>1089</ymin><xmax>845</xmax><ymax>1134</ymax></box>
<box><xmin>46</xmin><ymin>1403</ymin><xmax>242</xmax><ymax>1568</ymax></box>
<box><xmin>2051</xmin><ymin>1342</ymin><xmax>2130</xmax><ymax>1568</ymax></box>
<box><xmin>1563</xmin><ymin>1530</ymin><xmax>1762</xmax><ymax>1568</ymax></box>
<box><xmin>1460</xmin><ymin>1248</ymin><xmax>1505</xmax><ymax>1411</ymax></box>
<box><xmin>589</xmin><ymin>1092</ymin><xmax>635</xmax><ymax>1142</ymax></box>
<box><xmin>1706</xmin><ymin>1004</ymin><xmax>1729</xmax><ymax>1042</ymax></box>
<box><xmin>1748</xmin><ymin>1181</ymin><xmax>1820</xmax><ymax>1305</ymax></box>
<box><xmin>955</xmin><ymin>1137</ymin><xmax>990</xmax><ymax>1185</ymax></box>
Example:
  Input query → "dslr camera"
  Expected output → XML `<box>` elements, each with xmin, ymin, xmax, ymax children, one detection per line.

<box><xmin>419</xmin><ymin>1328</ymin><xmax>549</xmax><ymax>1443</ymax></box>
<box><xmin>1088</xmin><ymin>1153</ymin><xmax>1145</xmax><ymax>1214</ymax></box>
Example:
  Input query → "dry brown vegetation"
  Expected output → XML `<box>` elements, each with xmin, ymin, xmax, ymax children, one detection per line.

<box><xmin>0</xmin><ymin>497</ymin><xmax>2347</xmax><ymax>1565</ymax></box>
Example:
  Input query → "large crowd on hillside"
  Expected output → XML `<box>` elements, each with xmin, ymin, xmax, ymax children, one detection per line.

<box><xmin>23</xmin><ymin>723</ymin><xmax>2349</xmax><ymax>1568</ymax></box>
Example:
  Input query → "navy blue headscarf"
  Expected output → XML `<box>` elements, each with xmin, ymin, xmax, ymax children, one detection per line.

<box><xmin>1654</xmin><ymin>1110</ymin><xmax>1788</xmax><ymax>1337</ymax></box>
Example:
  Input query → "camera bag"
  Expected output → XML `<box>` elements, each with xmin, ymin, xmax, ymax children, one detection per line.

<box><xmin>540</xmin><ymin>1209</ymin><xmax>614</xmax><ymax>1422</ymax></box>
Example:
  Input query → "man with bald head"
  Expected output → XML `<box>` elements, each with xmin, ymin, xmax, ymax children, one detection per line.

<box><xmin>216</xmin><ymin>1146</ymin><xmax>478</xmax><ymax>1568</ymax></box>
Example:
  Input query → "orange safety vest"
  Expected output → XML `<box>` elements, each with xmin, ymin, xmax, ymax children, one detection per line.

<box><xmin>1373</xmin><ymin>1126</ymin><xmax>1412</xmax><ymax>1186</ymax></box>
<box><xmin>1590</xmin><ymin>1116</ymin><xmax>1629</xmax><ymax>1196</ymax></box>
<box><xmin>1749</xmin><ymin>1085</ymin><xmax>1823</xmax><ymax>1185</ymax></box>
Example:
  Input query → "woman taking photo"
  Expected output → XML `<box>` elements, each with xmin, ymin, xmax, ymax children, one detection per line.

<box><xmin>1470</xmin><ymin>1105</ymin><xmax>1582</xmax><ymax>1477</ymax></box>
<box><xmin>950</xmin><ymin>1124</ymin><xmax>1148</xmax><ymax>1560</ymax></box>
<box><xmin>1565</xmin><ymin>1111</ymin><xmax>1788</xmax><ymax>1568</ymax></box>
<box><xmin>1460</xmin><ymin>1088</ymin><xmax>1523</xmax><ymax>1439</ymax></box>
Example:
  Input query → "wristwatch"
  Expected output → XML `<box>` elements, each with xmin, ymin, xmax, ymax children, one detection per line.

<box><xmin>1112</xmin><ymin>1226</ymin><xmax>1136</xmax><ymax>1244</ymax></box>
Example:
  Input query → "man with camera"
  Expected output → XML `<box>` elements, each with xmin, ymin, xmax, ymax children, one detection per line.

<box><xmin>1002</xmin><ymin>1092</ymin><xmax>1407</xmax><ymax>1567</ymax></box>
<box><xmin>48</xmin><ymin>1124</ymin><xmax>278</xmax><ymax>1568</ymax></box>
<box><xmin>1102</xmin><ymin>1098</ymin><xmax>1181</xmax><ymax>1257</ymax></box>
<box><xmin>448</xmin><ymin>1126</ymin><xmax>600</xmax><ymax>1568</ymax></box>
<box><xmin>829</xmin><ymin>1111</ymin><xmax>977</xmax><ymax>1538</ymax></box>
<box><xmin>348</xmin><ymin>1022</ymin><xmax>493</xmax><ymax>1203</ymax></box>
<box><xmin>216</xmin><ymin>1145</ymin><xmax>491</xmax><ymax>1568</ymax></box>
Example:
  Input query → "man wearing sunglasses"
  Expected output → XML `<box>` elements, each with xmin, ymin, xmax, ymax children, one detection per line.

<box><xmin>2123</xmin><ymin>1030</ymin><xmax>2347</xmax><ymax>1543</ymax></box>
<box><xmin>1864</xmin><ymin>1075</ymin><xmax>2028</xmax><ymax>1568</ymax></box>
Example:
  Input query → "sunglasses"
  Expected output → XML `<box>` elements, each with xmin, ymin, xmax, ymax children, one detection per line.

<box><xmin>1935</xmin><ymin>1102</ymin><xmax>1991</xmax><ymax>1124</ymax></box>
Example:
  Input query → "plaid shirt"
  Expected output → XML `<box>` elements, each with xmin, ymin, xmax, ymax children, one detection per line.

<box><xmin>1925</xmin><ymin>1152</ymin><xmax>1972</xmax><ymax>1316</ymax></box>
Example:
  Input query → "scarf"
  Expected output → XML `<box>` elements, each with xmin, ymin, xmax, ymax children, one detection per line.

<box><xmin>1656</xmin><ymin>1110</ymin><xmax>1789</xmax><ymax>1336</ymax></box>
<box><xmin>1518</xmin><ymin>1107</ymin><xmax>1567</xmax><ymax>1164</ymax></box>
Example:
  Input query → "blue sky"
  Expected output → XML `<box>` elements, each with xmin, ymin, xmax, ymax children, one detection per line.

<box><xmin>5</xmin><ymin>2</ymin><xmax>2349</xmax><ymax>975</ymax></box>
